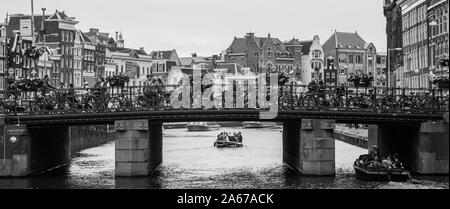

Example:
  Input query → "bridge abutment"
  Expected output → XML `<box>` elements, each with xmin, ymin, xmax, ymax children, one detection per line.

<box><xmin>369</xmin><ymin>120</ymin><xmax>449</xmax><ymax>174</ymax></box>
<box><xmin>115</xmin><ymin>120</ymin><xmax>162</xmax><ymax>177</ymax></box>
<box><xmin>283</xmin><ymin>119</ymin><xmax>335</xmax><ymax>176</ymax></box>
<box><xmin>0</xmin><ymin>121</ymin><xmax>71</xmax><ymax>177</ymax></box>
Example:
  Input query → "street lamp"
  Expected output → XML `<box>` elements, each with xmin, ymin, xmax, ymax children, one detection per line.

<box><xmin>1</xmin><ymin>42</ymin><xmax>5</xmax><ymax>90</ymax></box>
<box><xmin>387</xmin><ymin>48</ymin><xmax>402</xmax><ymax>88</ymax></box>
<box><xmin>41</xmin><ymin>8</ymin><xmax>47</xmax><ymax>78</ymax></box>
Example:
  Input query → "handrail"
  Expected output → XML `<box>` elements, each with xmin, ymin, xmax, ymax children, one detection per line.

<box><xmin>0</xmin><ymin>85</ymin><xmax>448</xmax><ymax>116</ymax></box>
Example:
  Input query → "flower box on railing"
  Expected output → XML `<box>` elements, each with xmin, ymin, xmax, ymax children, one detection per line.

<box><xmin>106</xmin><ymin>74</ymin><xmax>130</xmax><ymax>88</ymax></box>
<box><xmin>348</xmin><ymin>74</ymin><xmax>374</xmax><ymax>88</ymax></box>
<box><xmin>432</xmin><ymin>76</ymin><xmax>449</xmax><ymax>89</ymax></box>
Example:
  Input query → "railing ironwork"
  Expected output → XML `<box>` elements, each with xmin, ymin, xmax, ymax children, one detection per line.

<box><xmin>0</xmin><ymin>84</ymin><xmax>448</xmax><ymax>116</ymax></box>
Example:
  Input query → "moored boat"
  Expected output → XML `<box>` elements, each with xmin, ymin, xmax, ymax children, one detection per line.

<box><xmin>242</xmin><ymin>121</ymin><xmax>277</xmax><ymax>129</ymax></box>
<box><xmin>163</xmin><ymin>122</ymin><xmax>187</xmax><ymax>129</ymax></box>
<box><xmin>217</xmin><ymin>121</ymin><xmax>243</xmax><ymax>127</ymax></box>
<box><xmin>187</xmin><ymin>122</ymin><xmax>221</xmax><ymax>132</ymax></box>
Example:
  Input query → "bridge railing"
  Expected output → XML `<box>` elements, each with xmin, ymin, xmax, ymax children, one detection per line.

<box><xmin>0</xmin><ymin>84</ymin><xmax>448</xmax><ymax>116</ymax></box>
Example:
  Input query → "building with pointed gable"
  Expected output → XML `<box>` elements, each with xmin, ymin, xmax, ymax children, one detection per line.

<box><xmin>224</xmin><ymin>32</ymin><xmax>302</xmax><ymax>80</ymax></box>
<box><xmin>298</xmin><ymin>35</ymin><xmax>324</xmax><ymax>84</ymax></box>
<box><xmin>105</xmin><ymin>38</ymin><xmax>152</xmax><ymax>86</ymax></box>
<box><xmin>323</xmin><ymin>30</ymin><xmax>387</xmax><ymax>87</ymax></box>
<box><xmin>150</xmin><ymin>49</ymin><xmax>181</xmax><ymax>81</ymax></box>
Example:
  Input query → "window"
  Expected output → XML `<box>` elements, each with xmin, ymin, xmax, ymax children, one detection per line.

<box><xmin>0</xmin><ymin>60</ymin><xmax>3</xmax><ymax>73</ymax></box>
<box><xmin>349</xmin><ymin>55</ymin><xmax>354</xmax><ymax>63</ymax></box>
<box><xmin>75</xmin><ymin>72</ymin><xmax>81</xmax><ymax>87</ymax></box>
<box><xmin>338</xmin><ymin>54</ymin><xmax>347</xmax><ymax>63</ymax></box>
<box><xmin>356</xmin><ymin>55</ymin><xmax>362</xmax><ymax>64</ymax></box>
<box><xmin>312</xmin><ymin>50</ymin><xmax>322</xmax><ymax>58</ymax></box>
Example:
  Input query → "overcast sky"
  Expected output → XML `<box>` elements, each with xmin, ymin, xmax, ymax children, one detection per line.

<box><xmin>1</xmin><ymin>0</ymin><xmax>387</xmax><ymax>57</ymax></box>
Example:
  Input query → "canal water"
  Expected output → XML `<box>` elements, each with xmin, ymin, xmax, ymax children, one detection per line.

<box><xmin>0</xmin><ymin>127</ymin><xmax>448</xmax><ymax>189</ymax></box>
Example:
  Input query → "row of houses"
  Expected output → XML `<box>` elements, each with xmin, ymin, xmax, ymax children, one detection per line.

<box><xmin>222</xmin><ymin>31</ymin><xmax>387</xmax><ymax>87</ymax></box>
<box><xmin>384</xmin><ymin>0</ymin><xmax>449</xmax><ymax>89</ymax></box>
<box><xmin>0</xmin><ymin>10</ymin><xmax>182</xmax><ymax>90</ymax></box>
<box><xmin>0</xmin><ymin>10</ymin><xmax>394</xmax><ymax>91</ymax></box>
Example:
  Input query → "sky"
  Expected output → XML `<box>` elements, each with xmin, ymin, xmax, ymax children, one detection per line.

<box><xmin>1</xmin><ymin>0</ymin><xmax>387</xmax><ymax>57</ymax></box>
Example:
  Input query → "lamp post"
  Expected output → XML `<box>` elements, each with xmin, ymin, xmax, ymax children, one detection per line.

<box><xmin>1</xmin><ymin>42</ymin><xmax>5</xmax><ymax>90</ymax></box>
<box><xmin>387</xmin><ymin>48</ymin><xmax>402</xmax><ymax>88</ymax></box>
<box><xmin>41</xmin><ymin>8</ymin><xmax>46</xmax><ymax>79</ymax></box>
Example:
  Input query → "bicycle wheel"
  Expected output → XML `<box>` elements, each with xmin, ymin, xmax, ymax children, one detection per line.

<box><xmin>86</xmin><ymin>96</ymin><xmax>103</xmax><ymax>112</ymax></box>
<box><xmin>301</xmin><ymin>95</ymin><xmax>317</xmax><ymax>110</ymax></box>
<box><xmin>347</xmin><ymin>97</ymin><xmax>360</xmax><ymax>109</ymax></box>
<box><xmin>332</xmin><ymin>96</ymin><xmax>345</xmax><ymax>109</ymax></box>
<box><xmin>133</xmin><ymin>96</ymin><xmax>146</xmax><ymax>110</ymax></box>
<box><xmin>29</xmin><ymin>101</ymin><xmax>41</xmax><ymax>114</ymax></box>
<box><xmin>107</xmin><ymin>97</ymin><xmax>122</xmax><ymax>111</ymax></box>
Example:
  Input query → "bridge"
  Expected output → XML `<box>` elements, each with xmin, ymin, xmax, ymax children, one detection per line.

<box><xmin>1</xmin><ymin>84</ymin><xmax>448</xmax><ymax>177</ymax></box>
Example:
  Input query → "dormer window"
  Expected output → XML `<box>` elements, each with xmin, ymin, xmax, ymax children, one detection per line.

<box><xmin>312</xmin><ymin>50</ymin><xmax>322</xmax><ymax>58</ymax></box>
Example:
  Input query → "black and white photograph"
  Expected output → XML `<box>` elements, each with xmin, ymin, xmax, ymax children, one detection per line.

<box><xmin>0</xmin><ymin>0</ymin><xmax>448</xmax><ymax>202</ymax></box>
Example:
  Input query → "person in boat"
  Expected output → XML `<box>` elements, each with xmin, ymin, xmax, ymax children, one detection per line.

<box><xmin>355</xmin><ymin>156</ymin><xmax>364</xmax><ymax>166</ymax></box>
<box><xmin>367</xmin><ymin>156</ymin><xmax>382</xmax><ymax>167</ymax></box>
<box><xmin>237</xmin><ymin>132</ymin><xmax>243</xmax><ymax>143</ymax></box>
<box><xmin>229</xmin><ymin>133</ymin><xmax>237</xmax><ymax>142</ymax></box>
<box><xmin>381</xmin><ymin>155</ymin><xmax>394</xmax><ymax>169</ymax></box>
<box><xmin>392</xmin><ymin>154</ymin><xmax>404</xmax><ymax>169</ymax></box>
<box><xmin>218</xmin><ymin>132</ymin><xmax>227</xmax><ymax>141</ymax></box>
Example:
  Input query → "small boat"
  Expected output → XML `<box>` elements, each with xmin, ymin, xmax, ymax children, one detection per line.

<box><xmin>187</xmin><ymin>122</ymin><xmax>221</xmax><ymax>132</ymax></box>
<box><xmin>243</xmin><ymin>121</ymin><xmax>277</xmax><ymax>129</ymax></box>
<box><xmin>163</xmin><ymin>122</ymin><xmax>187</xmax><ymax>129</ymax></box>
<box><xmin>353</xmin><ymin>163</ymin><xmax>411</xmax><ymax>182</ymax></box>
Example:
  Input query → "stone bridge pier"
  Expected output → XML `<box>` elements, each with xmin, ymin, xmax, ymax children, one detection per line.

<box><xmin>115</xmin><ymin>120</ymin><xmax>162</xmax><ymax>177</ymax></box>
<box><xmin>283</xmin><ymin>119</ymin><xmax>336</xmax><ymax>175</ymax></box>
<box><xmin>369</xmin><ymin>120</ymin><xmax>449</xmax><ymax>174</ymax></box>
<box><xmin>0</xmin><ymin>118</ymin><xmax>71</xmax><ymax>177</ymax></box>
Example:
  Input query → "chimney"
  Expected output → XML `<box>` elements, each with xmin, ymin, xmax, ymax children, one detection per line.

<box><xmin>115</xmin><ymin>31</ymin><xmax>118</xmax><ymax>42</ymax></box>
<box><xmin>245</xmin><ymin>32</ymin><xmax>254</xmax><ymax>38</ymax></box>
<box><xmin>140</xmin><ymin>47</ymin><xmax>144</xmax><ymax>51</ymax></box>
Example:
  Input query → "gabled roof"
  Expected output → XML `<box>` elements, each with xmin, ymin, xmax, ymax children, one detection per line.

<box><xmin>322</xmin><ymin>31</ymin><xmax>367</xmax><ymax>50</ymax></box>
<box><xmin>299</xmin><ymin>40</ymin><xmax>313</xmax><ymax>55</ymax></box>
<box><xmin>47</xmin><ymin>11</ymin><xmax>75</xmax><ymax>21</ymax></box>
<box><xmin>227</xmin><ymin>38</ymin><xmax>248</xmax><ymax>53</ymax></box>
<box><xmin>6</xmin><ymin>14</ymin><xmax>51</xmax><ymax>38</ymax></box>
<box><xmin>79</xmin><ymin>31</ymin><xmax>92</xmax><ymax>43</ymax></box>
<box><xmin>286</xmin><ymin>38</ymin><xmax>302</xmax><ymax>45</ymax></box>
<box><xmin>151</xmin><ymin>50</ymin><xmax>174</xmax><ymax>59</ymax></box>
<box><xmin>108</xmin><ymin>47</ymin><xmax>148</xmax><ymax>56</ymax></box>
<box><xmin>227</xmin><ymin>34</ymin><xmax>284</xmax><ymax>54</ymax></box>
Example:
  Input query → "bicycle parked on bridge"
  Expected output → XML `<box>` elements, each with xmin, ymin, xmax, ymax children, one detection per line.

<box><xmin>107</xmin><ymin>88</ymin><xmax>136</xmax><ymax>111</ymax></box>
<box><xmin>301</xmin><ymin>84</ymin><xmax>324</xmax><ymax>110</ymax></box>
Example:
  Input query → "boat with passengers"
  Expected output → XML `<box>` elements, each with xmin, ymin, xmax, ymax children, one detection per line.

<box><xmin>353</xmin><ymin>150</ymin><xmax>411</xmax><ymax>182</ymax></box>
<box><xmin>214</xmin><ymin>132</ymin><xmax>243</xmax><ymax>148</ymax></box>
